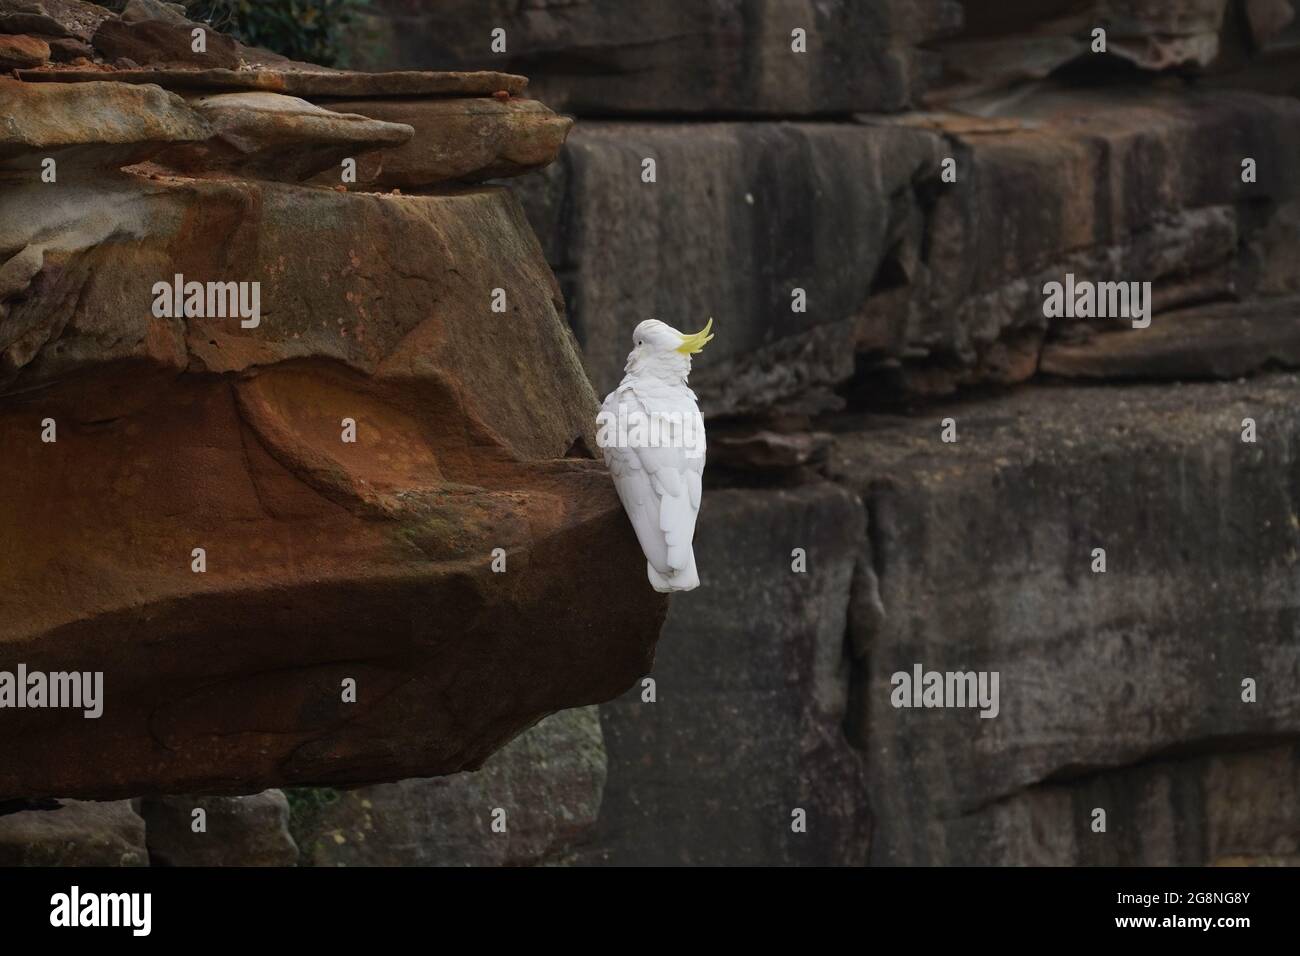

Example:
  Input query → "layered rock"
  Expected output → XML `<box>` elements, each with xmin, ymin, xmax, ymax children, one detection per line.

<box><xmin>830</xmin><ymin>374</ymin><xmax>1300</xmax><ymax>864</ymax></box>
<box><xmin>309</xmin><ymin>97</ymin><xmax>573</xmax><ymax>191</ymax></box>
<box><xmin>298</xmin><ymin>707</ymin><xmax>606</xmax><ymax>866</ymax></box>
<box><xmin>338</xmin><ymin>0</ymin><xmax>1300</xmax><ymax>870</ymax></box>
<box><xmin>0</xmin><ymin>799</ymin><xmax>148</xmax><ymax>866</ymax></box>
<box><xmin>0</xmin><ymin>30</ymin><xmax>47</xmax><ymax>66</ymax></box>
<box><xmin>511</xmin><ymin>87</ymin><xmax>1300</xmax><ymax>410</ymax></box>
<box><xmin>513</xmin><ymin>121</ymin><xmax>946</xmax><ymax>406</ymax></box>
<box><xmin>150</xmin><ymin>92</ymin><xmax>414</xmax><ymax>181</ymax></box>
<box><xmin>943</xmin><ymin>741</ymin><xmax>1300</xmax><ymax>866</ymax></box>
<box><xmin>141</xmin><ymin>791</ymin><xmax>298</xmax><ymax>866</ymax></box>
<box><xmin>0</xmin><ymin>0</ymin><xmax>113</xmax><ymax>43</ymax></box>
<box><xmin>576</xmin><ymin>485</ymin><xmax>871</xmax><ymax>866</ymax></box>
<box><xmin>1040</xmin><ymin>296</ymin><xmax>1300</xmax><ymax>379</ymax></box>
<box><xmin>0</xmin><ymin>0</ymin><xmax>574</xmax><ymax>189</ymax></box>
<box><xmin>0</xmin><ymin>2</ymin><xmax>661</xmax><ymax>806</ymax></box>
<box><xmin>353</xmin><ymin>0</ymin><xmax>962</xmax><ymax>116</ymax></box>
<box><xmin>7</xmin><ymin>0</ymin><xmax>1300</xmax><ymax>869</ymax></box>
<box><xmin>929</xmin><ymin>0</ymin><xmax>1233</xmax><ymax>103</ymax></box>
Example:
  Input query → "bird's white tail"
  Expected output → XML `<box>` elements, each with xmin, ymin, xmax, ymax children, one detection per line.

<box><xmin>647</xmin><ymin>551</ymin><xmax>699</xmax><ymax>592</ymax></box>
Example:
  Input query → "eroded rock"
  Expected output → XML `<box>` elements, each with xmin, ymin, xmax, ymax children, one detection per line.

<box><xmin>18</xmin><ymin>65</ymin><xmax>529</xmax><ymax>98</ymax></box>
<box><xmin>0</xmin><ymin>16</ymin><xmax>664</xmax><ymax>804</ymax></box>
<box><xmin>578</xmin><ymin>485</ymin><xmax>872</xmax><ymax>866</ymax></box>
<box><xmin>352</xmin><ymin>0</ymin><xmax>962</xmax><ymax>116</ymax></box>
<box><xmin>298</xmin><ymin>708</ymin><xmax>606</xmax><ymax>866</ymax></box>
<box><xmin>829</xmin><ymin>374</ymin><xmax>1300</xmax><ymax>864</ymax></box>
<box><xmin>141</xmin><ymin>791</ymin><xmax>298</xmax><ymax>866</ymax></box>
<box><xmin>0</xmin><ymin>176</ymin><xmax>665</xmax><ymax>802</ymax></box>
<box><xmin>512</xmin><ymin>120</ymin><xmax>945</xmax><ymax>403</ymax></box>
<box><xmin>92</xmin><ymin>14</ymin><xmax>240</xmax><ymax>70</ymax></box>
<box><xmin>154</xmin><ymin>92</ymin><xmax>414</xmax><ymax>181</ymax></box>
<box><xmin>928</xmin><ymin>0</ymin><xmax>1231</xmax><ymax>104</ymax></box>
<box><xmin>313</xmin><ymin>96</ymin><xmax>572</xmax><ymax>189</ymax></box>
<box><xmin>0</xmin><ymin>32</ymin><xmax>49</xmax><ymax>68</ymax></box>
<box><xmin>0</xmin><ymin>799</ymin><xmax>147</xmax><ymax>866</ymax></box>
<box><xmin>0</xmin><ymin>0</ymin><xmax>113</xmax><ymax>43</ymax></box>
<box><xmin>1040</xmin><ymin>297</ymin><xmax>1300</xmax><ymax>380</ymax></box>
<box><xmin>0</xmin><ymin>76</ymin><xmax>210</xmax><ymax>169</ymax></box>
<box><xmin>939</xmin><ymin>741</ymin><xmax>1300</xmax><ymax>865</ymax></box>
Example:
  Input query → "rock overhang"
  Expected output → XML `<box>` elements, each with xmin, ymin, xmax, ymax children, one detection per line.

<box><xmin>0</xmin><ymin>0</ymin><xmax>659</xmax><ymax>803</ymax></box>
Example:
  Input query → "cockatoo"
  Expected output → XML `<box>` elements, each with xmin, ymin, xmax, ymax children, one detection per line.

<box><xmin>597</xmin><ymin>318</ymin><xmax>714</xmax><ymax>592</ymax></box>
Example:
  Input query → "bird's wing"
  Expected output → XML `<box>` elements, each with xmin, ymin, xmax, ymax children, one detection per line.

<box><xmin>600</xmin><ymin>386</ymin><xmax>705</xmax><ymax>574</ymax></box>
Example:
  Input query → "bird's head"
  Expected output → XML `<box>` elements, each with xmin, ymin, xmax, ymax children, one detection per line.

<box><xmin>625</xmin><ymin>318</ymin><xmax>715</xmax><ymax>381</ymax></box>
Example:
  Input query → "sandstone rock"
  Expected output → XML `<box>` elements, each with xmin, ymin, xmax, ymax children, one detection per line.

<box><xmin>928</xmin><ymin>0</ymin><xmax>1231</xmax><ymax>103</ymax></box>
<box><xmin>32</xmin><ymin>31</ymin><xmax>90</xmax><ymax>61</ymax></box>
<box><xmin>516</xmin><ymin>88</ymin><xmax>1300</xmax><ymax>417</ymax></box>
<box><xmin>154</xmin><ymin>92</ymin><xmax>414</xmax><ymax>181</ymax></box>
<box><xmin>853</xmin><ymin>87</ymin><xmax>1300</xmax><ymax>397</ymax></box>
<box><xmin>0</xmin><ymin>168</ymin><xmax>665</xmax><ymax>801</ymax></box>
<box><xmin>828</xmin><ymin>374</ymin><xmax>1300</xmax><ymax>864</ymax></box>
<box><xmin>141</xmin><ymin>791</ymin><xmax>298</xmax><ymax>866</ymax></box>
<box><xmin>1245</xmin><ymin>0</ymin><xmax>1296</xmax><ymax>47</ymax></box>
<box><xmin>1040</xmin><ymin>297</ymin><xmax>1300</xmax><ymax>379</ymax></box>
<box><xmin>92</xmin><ymin>14</ymin><xmax>241</xmax><ymax>70</ymax></box>
<box><xmin>311</xmin><ymin>96</ymin><xmax>572</xmax><ymax>189</ymax></box>
<box><xmin>708</xmin><ymin>426</ymin><xmax>832</xmax><ymax>476</ymax></box>
<box><xmin>1247</xmin><ymin>201</ymin><xmax>1300</xmax><ymax>296</ymax></box>
<box><xmin>512</xmin><ymin>120</ymin><xmax>945</xmax><ymax>402</ymax></box>
<box><xmin>0</xmin><ymin>799</ymin><xmax>148</xmax><ymax>866</ymax></box>
<box><xmin>299</xmin><ymin>708</ymin><xmax>606</xmax><ymax>866</ymax></box>
<box><xmin>0</xmin><ymin>76</ymin><xmax>210</xmax><ymax>168</ymax></box>
<box><xmin>352</xmin><ymin>0</ymin><xmax>962</xmax><ymax>115</ymax></box>
<box><xmin>0</xmin><ymin>32</ymin><xmax>49</xmax><ymax>68</ymax></box>
<box><xmin>19</xmin><ymin>65</ymin><xmax>529</xmax><ymax>98</ymax></box>
<box><xmin>577</xmin><ymin>485</ymin><xmax>871</xmax><ymax>865</ymax></box>
<box><xmin>940</xmin><ymin>742</ymin><xmax>1300</xmax><ymax>866</ymax></box>
<box><xmin>0</xmin><ymin>0</ymin><xmax>113</xmax><ymax>43</ymax></box>
<box><xmin>120</xmin><ymin>0</ymin><xmax>188</xmax><ymax>26</ymax></box>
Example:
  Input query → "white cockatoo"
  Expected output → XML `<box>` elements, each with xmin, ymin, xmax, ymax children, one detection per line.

<box><xmin>597</xmin><ymin>318</ymin><xmax>714</xmax><ymax>592</ymax></box>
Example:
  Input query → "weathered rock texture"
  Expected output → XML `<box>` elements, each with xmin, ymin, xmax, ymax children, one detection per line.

<box><xmin>512</xmin><ymin>87</ymin><xmax>1300</xmax><ymax>407</ymax></box>
<box><xmin>0</xmin><ymin>1</ymin><xmax>662</xmax><ymax>808</ymax></box>
<box><xmin>944</xmin><ymin>741</ymin><xmax>1300</xmax><ymax>866</ymax></box>
<box><xmin>348</xmin><ymin>0</ymin><xmax>1300</xmax><ymax>867</ymax></box>
<box><xmin>154</xmin><ymin>92</ymin><xmax>415</xmax><ymax>181</ymax></box>
<box><xmin>141</xmin><ymin>790</ymin><xmax>298</xmax><ymax>866</ymax></box>
<box><xmin>0</xmin><ymin>799</ymin><xmax>148</xmax><ymax>866</ymax></box>
<box><xmin>832</xmin><ymin>375</ymin><xmax>1300</xmax><ymax>864</ymax></box>
<box><xmin>6</xmin><ymin>0</ymin><xmax>1300</xmax><ymax>868</ymax></box>
<box><xmin>354</xmin><ymin>0</ymin><xmax>963</xmax><ymax>116</ymax></box>
<box><xmin>575</xmin><ymin>485</ymin><xmax>871</xmax><ymax>866</ymax></box>
<box><xmin>298</xmin><ymin>707</ymin><xmax>606</xmax><ymax>866</ymax></box>
<box><xmin>309</xmin><ymin>97</ymin><xmax>574</xmax><ymax>191</ymax></box>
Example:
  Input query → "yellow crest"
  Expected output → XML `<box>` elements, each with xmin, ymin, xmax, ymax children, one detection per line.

<box><xmin>675</xmin><ymin>317</ymin><xmax>715</xmax><ymax>355</ymax></box>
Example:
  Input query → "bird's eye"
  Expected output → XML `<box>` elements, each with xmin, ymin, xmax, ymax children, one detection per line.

<box><xmin>637</xmin><ymin>340</ymin><xmax>643</xmax><ymax>346</ymax></box>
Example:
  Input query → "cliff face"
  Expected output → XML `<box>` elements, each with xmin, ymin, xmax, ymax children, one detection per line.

<box><xmin>333</xmin><ymin>0</ymin><xmax>1300</xmax><ymax>866</ymax></box>
<box><xmin>4</xmin><ymin>0</ymin><xmax>1299</xmax><ymax>868</ymax></box>
<box><xmin>0</xmin><ymin>0</ymin><xmax>666</xmax><ymax>803</ymax></box>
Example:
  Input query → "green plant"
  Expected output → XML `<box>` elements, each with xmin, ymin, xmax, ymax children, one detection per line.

<box><xmin>283</xmin><ymin>786</ymin><xmax>341</xmax><ymax>850</ymax></box>
<box><xmin>184</xmin><ymin>0</ymin><xmax>371</xmax><ymax>67</ymax></box>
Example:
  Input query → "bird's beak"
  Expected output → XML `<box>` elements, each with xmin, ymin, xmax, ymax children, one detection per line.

<box><xmin>675</xmin><ymin>317</ymin><xmax>715</xmax><ymax>355</ymax></box>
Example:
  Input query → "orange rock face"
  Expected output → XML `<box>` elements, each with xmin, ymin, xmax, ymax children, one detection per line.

<box><xmin>0</xmin><ymin>3</ymin><xmax>661</xmax><ymax>802</ymax></box>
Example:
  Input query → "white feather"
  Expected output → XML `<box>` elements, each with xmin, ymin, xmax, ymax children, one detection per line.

<box><xmin>598</xmin><ymin>320</ymin><xmax>709</xmax><ymax>592</ymax></box>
